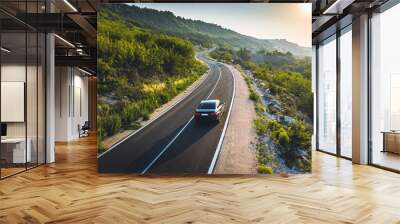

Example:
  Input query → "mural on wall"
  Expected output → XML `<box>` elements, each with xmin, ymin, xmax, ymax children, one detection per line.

<box><xmin>97</xmin><ymin>3</ymin><xmax>313</xmax><ymax>174</ymax></box>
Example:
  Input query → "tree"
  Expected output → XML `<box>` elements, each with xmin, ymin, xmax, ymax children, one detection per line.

<box><xmin>237</xmin><ymin>48</ymin><xmax>251</xmax><ymax>62</ymax></box>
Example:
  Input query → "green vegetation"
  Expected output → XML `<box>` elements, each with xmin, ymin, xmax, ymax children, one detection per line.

<box><xmin>213</xmin><ymin>48</ymin><xmax>312</xmax><ymax>118</ymax></box>
<box><xmin>254</xmin><ymin>116</ymin><xmax>268</xmax><ymax>135</ymax></box>
<box><xmin>217</xmin><ymin>48</ymin><xmax>312</xmax><ymax>173</ymax></box>
<box><xmin>254</xmin><ymin>50</ymin><xmax>311</xmax><ymax>79</ymax></box>
<box><xmin>256</xmin><ymin>143</ymin><xmax>274</xmax><ymax>165</ymax></box>
<box><xmin>249</xmin><ymin>91</ymin><xmax>260</xmax><ymax>102</ymax></box>
<box><xmin>253</xmin><ymin>115</ymin><xmax>311</xmax><ymax>172</ymax></box>
<box><xmin>257</xmin><ymin>165</ymin><xmax>273</xmax><ymax>174</ymax></box>
<box><xmin>102</xmin><ymin>4</ymin><xmax>311</xmax><ymax>57</ymax></box>
<box><xmin>240</xmin><ymin>70</ymin><xmax>265</xmax><ymax>114</ymax></box>
<box><xmin>97</xmin><ymin>6</ymin><xmax>207</xmax><ymax>153</ymax></box>
<box><xmin>209</xmin><ymin>48</ymin><xmax>234</xmax><ymax>63</ymax></box>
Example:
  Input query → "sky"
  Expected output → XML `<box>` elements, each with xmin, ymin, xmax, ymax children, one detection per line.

<box><xmin>130</xmin><ymin>3</ymin><xmax>311</xmax><ymax>48</ymax></box>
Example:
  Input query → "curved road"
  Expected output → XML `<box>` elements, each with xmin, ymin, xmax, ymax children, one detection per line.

<box><xmin>98</xmin><ymin>52</ymin><xmax>235</xmax><ymax>174</ymax></box>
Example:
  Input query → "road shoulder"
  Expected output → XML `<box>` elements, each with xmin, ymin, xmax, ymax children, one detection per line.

<box><xmin>214</xmin><ymin>65</ymin><xmax>257</xmax><ymax>174</ymax></box>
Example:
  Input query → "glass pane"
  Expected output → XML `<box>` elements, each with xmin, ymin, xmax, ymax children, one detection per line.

<box><xmin>371</xmin><ymin>4</ymin><xmax>400</xmax><ymax>171</ymax></box>
<box><xmin>318</xmin><ymin>37</ymin><xmax>337</xmax><ymax>154</ymax></box>
<box><xmin>27</xmin><ymin>31</ymin><xmax>38</xmax><ymax>169</ymax></box>
<box><xmin>340</xmin><ymin>29</ymin><xmax>352</xmax><ymax>158</ymax></box>
<box><xmin>1</xmin><ymin>31</ymin><xmax>27</xmax><ymax>177</ymax></box>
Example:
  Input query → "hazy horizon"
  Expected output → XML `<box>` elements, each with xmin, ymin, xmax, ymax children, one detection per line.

<box><xmin>129</xmin><ymin>3</ymin><xmax>311</xmax><ymax>48</ymax></box>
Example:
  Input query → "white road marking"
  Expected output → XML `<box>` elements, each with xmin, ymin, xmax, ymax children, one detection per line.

<box><xmin>141</xmin><ymin>117</ymin><xmax>194</xmax><ymax>174</ymax></box>
<box><xmin>141</xmin><ymin>66</ymin><xmax>222</xmax><ymax>173</ymax></box>
<box><xmin>207</xmin><ymin>63</ymin><xmax>236</xmax><ymax>174</ymax></box>
<box><xmin>98</xmin><ymin>55</ymin><xmax>211</xmax><ymax>159</ymax></box>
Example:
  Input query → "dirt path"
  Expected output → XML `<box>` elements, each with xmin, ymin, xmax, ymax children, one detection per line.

<box><xmin>214</xmin><ymin>65</ymin><xmax>257</xmax><ymax>174</ymax></box>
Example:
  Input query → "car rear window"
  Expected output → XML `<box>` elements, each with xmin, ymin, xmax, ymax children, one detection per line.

<box><xmin>198</xmin><ymin>102</ymin><xmax>216</xmax><ymax>109</ymax></box>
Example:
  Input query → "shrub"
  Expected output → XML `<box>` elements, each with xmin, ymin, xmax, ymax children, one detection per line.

<box><xmin>98</xmin><ymin>141</ymin><xmax>107</xmax><ymax>154</ymax></box>
<box><xmin>249</xmin><ymin>90</ymin><xmax>259</xmax><ymax>102</ymax></box>
<box><xmin>159</xmin><ymin>92</ymin><xmax>171</xmax><ymax>104</ymax></box>
<box><xmin>257</xmin><ymin>165</ymin><xmax>273</xmax><ymax>174</ymax></box>
<box><xmin>278</xmin><ymin>128</ymin><xmax>290</xmax><ymax>146</ymax></box>
<box><xmin>256</xmin><ymin>142</ymin><xmax>273</xmax><ymax>165</ymax></box>
<box><xmin>267</xmin><ymin>120</ymin><xmax>281</xmax><ymax>132</ymax></box>
<box><xmin>121</xmin><ymin>102</ymin><xmax>141</xmax><ymax>127</ymax></box>
<box><xmin>255</xmin><ymin>102</ymin><xmax>266</xmax><ymax>113</ymax></box>
<box><xmin>254</xmin><ymin>116</ymin><xmax>268</xmax><ymax>134</ymax></box>
<box><xmin>288</xmin><ymin>120</ymin><xmax>311</xmax><ymax>149</ymax></box>
<box><xmin>142</xmin><ymin>111</ymin><xmax>150</xmax><ymax>121</ymax></box>
<box><xmin>99</xmin><ymin>113</ymin><xmax>122</xmax><ymax>137</ymax></box>
<box><xmin>268</xmin><ymin>105</ymin><xmax>279</xmax><ymax>115</ymax></box>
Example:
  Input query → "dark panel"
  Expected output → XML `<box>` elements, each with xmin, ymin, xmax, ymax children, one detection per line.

<box><xmin>313</xmin><ymin>14</ymin><xmax>352</xmax><ymax>44</ymax></box>
<box><xmin>55</xmin><ymin>55</ymin><xmax>96</xmax><ymax>72</ymax></box>
<box><xmin>15</xmin><ymin>13</ymin><xmax>82</xmax><ymax>32</ymax></box>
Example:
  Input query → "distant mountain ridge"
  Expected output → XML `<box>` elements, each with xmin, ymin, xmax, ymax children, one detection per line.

<box><xmin>101</xmin><ymin>4</ymin><xmax>311</xmax><ymax>57</ymax></box>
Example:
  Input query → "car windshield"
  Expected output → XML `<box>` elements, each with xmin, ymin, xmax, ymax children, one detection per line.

<box><xmin>198</xmin><ymin>102</ymin><xmax>216</xmax><ymax>109</ymax></box>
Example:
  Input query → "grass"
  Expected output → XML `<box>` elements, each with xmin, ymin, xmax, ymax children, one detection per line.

<box><xmin>141</xmin><ymin>82</ymin><xmax>166</xmax><ymax>93</ymax></box>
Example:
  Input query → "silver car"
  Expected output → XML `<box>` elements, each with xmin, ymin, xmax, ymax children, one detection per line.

<box><xmin>194</xmin><ymin>100</ymin><xmax>225</xmax><ymax>123</ymax></box>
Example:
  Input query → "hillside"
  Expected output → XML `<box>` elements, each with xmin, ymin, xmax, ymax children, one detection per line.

<box><xmin>101</xmin><ymin>4</ymin><xmax>311</xmax><ymax>57</ymax></box>
<box><xmin>209</xmin><ymin>47</ymin><xmax>312</xmax><ymax>172</ymax></box>
<box><xmin>97</xmin><ymin>7</ymin><xmax>207</xmax><ymax>153</ymax></box>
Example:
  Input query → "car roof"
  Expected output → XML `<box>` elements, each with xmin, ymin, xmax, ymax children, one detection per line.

<box><xmin>200</xmin><ymin>100</ymin><xmax>219</xmax><ymax>104</ymax></box>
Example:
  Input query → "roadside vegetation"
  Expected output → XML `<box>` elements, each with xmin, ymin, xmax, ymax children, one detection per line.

<box><xmin>97</xmin><ymin>7</ymin><xmax>207</xmax><ymax>153</ymax></box>
<box><xmin>212</xmin><ymin>47</ymin><xmax>312</xmax><ymax>173</ymax></box>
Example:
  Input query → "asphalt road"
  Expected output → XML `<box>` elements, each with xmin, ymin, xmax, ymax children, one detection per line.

<box><xmin>98</xmin><ymin>53</ymin><xmax>235</xmax><ymax>174</ymax></box>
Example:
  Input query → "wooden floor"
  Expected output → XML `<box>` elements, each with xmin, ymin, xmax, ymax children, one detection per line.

<box><xmin>372</xmin><ymin>150</ymin><xmax>400</xmax><ymax>171</ymax></box>
<box><xmin>1</xmin><ymin>136</ymin><xmax>400</xmax><ymax>223</ymax></box>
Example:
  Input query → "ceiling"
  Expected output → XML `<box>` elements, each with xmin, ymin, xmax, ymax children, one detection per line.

<box><xmin>311</xmin><ymin>0</ymin><xmax>390</xmax><ymax>43</ymax></box>
<box><xmin>0</xmin><ymin>0</ymin><xmax>98</xmax><ymax>74</ymax></box>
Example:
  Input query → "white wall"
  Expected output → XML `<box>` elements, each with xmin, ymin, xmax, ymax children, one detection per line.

<box><xmin>55</xmin><ymin>66</ymin><xmax>69</xmax><ymax>141</ymax></box>
<box><xmin>55</xmin><ymin>67</ymin><xmax>89</xmax><ymax>141</ymax></box>
<box><xmin>1</xmin><ymin>64</ymin><xmax>26</xmax><ymax>138</ymax></box>
<box><xmin>72</xmin><ymin>72</ymin><xmax>89</xmax><ymax>138</ymax></box>
<box><xmin>1</xmin><ymin>65</ymin><xmax>42</xmax><ymax>138</ymax></box>
<box><xmin>1</xmin><ymin>63</ymin><xmax>46</xmax><ymax>164</ymax></box>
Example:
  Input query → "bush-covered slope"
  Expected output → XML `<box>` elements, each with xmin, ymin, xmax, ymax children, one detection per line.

<box><xmin>102</xmin><ymin>4</ymin><xmax>311</xmax><ymax>57</ymax></box>
<box><xmin>97</xmin><ymin>7</ymin><xmax>207</xmax><ymax>153</ymax></box>
<box><xmin>210</xmin><ymin>47</ymin><xmax>312</xmax><ymax>118</ymax></box>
